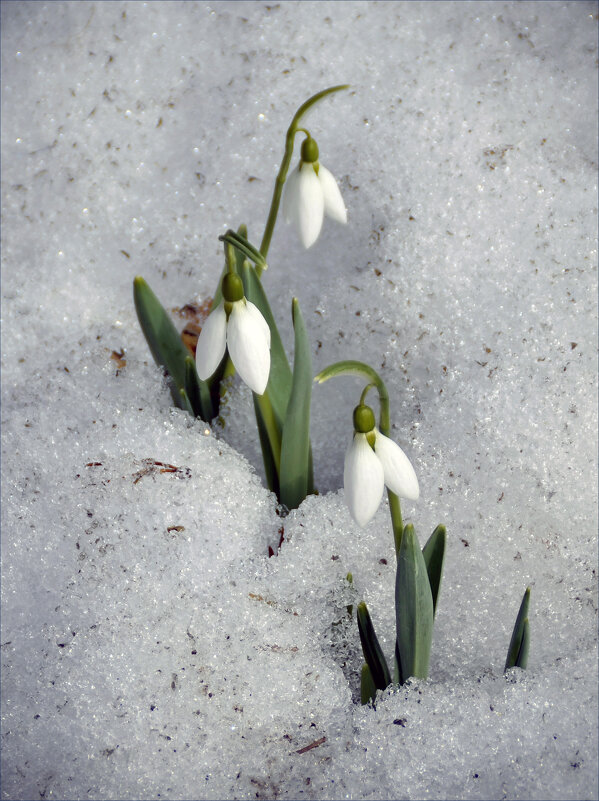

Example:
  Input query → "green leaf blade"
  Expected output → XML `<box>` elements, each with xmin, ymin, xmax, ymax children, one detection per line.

<box><xmin>395</xmin><ymin>523</ymin><xmax>434</xmax><ymax>681</ymax></box>
<box><xmin>360</xmin><ymin>663</ymin><xmax>377</xmax><ymax>706</ymax></box>
<box><xmin>279</xmin><ymin>298</ymin><xmax>312</xmax><ymax>510</ymax></box>
<box><xmin>134</xmin><ymin>276</ymin><xmax>219</xmax><ymax>421</ymax></box>
<box><xmin>357</xmin><ymin>601</ymin><xmax>391</xmax><ymax>692</ymax></box>
<box><xmin>516</xmin><ymin>618</ymin><xmax>530</xmax><ymax>669</ymax></box>
<box><xmin>394</xmin><ymin>638</ymin><xmax>403</xmax><ymax>685</ymax></box>
<box><xmin>504</xmin><ymin>587</ymin><xmax>531</xmax><ymax>672</ymax></box>
<box><xmin>252</xmin><ymin>394</ymin><xmax>280</xmax><ymax>497</ymax></box>
<box><xmin>178</xmin><ymin>387</ymin><xmax>194</xmax><ymax>416</ymax></box>
<box><xmin>422</xmin><ymin>524</ymin><xmax>446</xmax><ymax>617</ymax></box>
<box><xmin>184</xmin><ymin>356</ymin><xmax>214</xmax><ymax>421</ymax></box>
<box><xmin>133</xmin><ymin>276</ymin><xmax>195</xmax><ymax>409</ymax></box>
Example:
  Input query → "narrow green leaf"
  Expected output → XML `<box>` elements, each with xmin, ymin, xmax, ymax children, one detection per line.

<box><xmin>279</xmin><ymin>299</ymin><xmax>312</xmax><ymax>509</ymax></box>
<box><xmin>357</xmin><ymin>601</ymin><xmax>392</xmax><ymax>692</ymax></box>
<box><xmin>134</xmin><ymin>276</ymin><xmax>220</xmax><ymax>420</ymax></box>
<box><xmin>360</xmin><ymin>663</ymin><xmax>377</xmax><ymax>706</ymax></box>
<box><xmin>516</xmin><ymin>619</ymin><xmax>530</xmax><ymax>669</ymax></box>
<box><xmin>307</xmin><ymin>446</ymin><xmax>315</xmax><ymax>496</ymax></box>
<box><xmin>252</xmin><ymin>394</ymin><xmax>280</xmax><ymax>497</ymax></box>
<box><xmin>134</xmin><ymin>276</ymin><xmax>196</xmax><ymax>411</ymax></box>
<box><xmin>395</xmin><ymin>523</ymin><xmax>434</xmax><ymax>681</ymax></box>
<box><xmin>393</xmin><ymin>638</ymin><xmax>403</xmax><ymax>685</ymax></box>
<box><xmin>208</xmin><ymin>352</ymin><xmax>232</xmax><ymax>418</ymax></box>
<box><xmin>184</xmin><ymin>356</ymin><xmax>214</xmax><ymax>421</ymax></box>
<box><xmin>240</xmin><ymin>263</ymin><xmax>316</xmax><ymax>502</ymax></box>
<box><xmin>178</xmin><ymin>387</ymin><xmax>194</xmax><ymax>416</ymax></box>
<box><xmin>183</xmin><ymin>357</ymin><xmax>202</xmax><ymax>418</ymax></box>
<box><xmin>504</xmin><ymin>587</ymin><xmax>531</xmax><ymax>672</ymax></box>
<box><xmin>422</xmin><ymin>524</ymin><xmax>446</xmax><ymax>617</ymax></box>
<box><xmin>241</xmin><ymin>263</ymin><xmax>292</xmax><ymax>426</ymax></box>
<box><xmin>242</xmin><ymin>264</ymin><xmax>316</xmax><ymax>498</ymax></box>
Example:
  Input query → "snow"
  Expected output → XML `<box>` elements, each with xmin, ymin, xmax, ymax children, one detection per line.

<box><xmin>1</xmin><ymin>2</ymin><xmax>597</xmax><ymax>799</ymax></box>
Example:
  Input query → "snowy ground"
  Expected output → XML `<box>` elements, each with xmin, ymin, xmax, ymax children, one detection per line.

<box><xmin>1</xmin><ymin>2</ymin><xmax>598</xmax><ymax>799</ymax></box>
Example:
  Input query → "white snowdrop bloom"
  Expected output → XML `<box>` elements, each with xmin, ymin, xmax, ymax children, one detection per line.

<box><xmin>344</xmin><ymin>433</ymin><xmax>385</xmax><ymax>528</ymax></box>
<box><xmin>196</xmin><ymin>287</ymin><xmax>271</xmax><ymax>395</ymax></box>
<box><xmin>343</xmin><ymin>404</ymin><xmax>419</xmax><ymax>527</ymax></box>
<box><xmin>282</xmin><ymin>135</ymin><xmax>347</xmax><ymax>248</ymax></box>
<box><xmin>226</xmin><ymin>299</ymin><xmax>271</xmax><ymax>394</ymax></box>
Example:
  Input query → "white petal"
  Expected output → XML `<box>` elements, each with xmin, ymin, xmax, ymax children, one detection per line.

<box><xmin>195</xmin><ymin>302</ymin><xmax>227</xmax><ymax>380</ymax></box>
<box><xmin>374</xmin><ymin>431</ymin><xmax>420</xmax><ymax>501</ymax></box>
<box><xmin>244</xmin><ymin>300</ymin><xmax>271</xmax><ymax>348</ymax></box>
<box><xmin>343</xmin><ymin>433</ymin><xmax>385</xmax><ymax>527</ymax></box>
<box><xmin>296</xmin><ymin>165</ymin><xmax>325</xmax><ymax>247</ymax></box>
<box><xmin>284</xmin><ymin>162</ymin><xmax>324</xmax><ymax>248</ymax></box>
<box><xmin>227</xmin><ymin>300</ymin><xmax>271</xmax><ymax>395</ymax></box>
<box><xmin>318</xmin><ymin>163</ymin><xmax>347</xmax><ymax>224</ymax></box>
<box><xmin>282</xmin><ymin>164</ymin><xmax>302</xmax><ymax>224</ymax></box>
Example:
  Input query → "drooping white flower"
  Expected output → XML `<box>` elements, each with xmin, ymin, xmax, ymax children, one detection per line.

<box><xmin>344</xmin><ymin>433</ymin><xmax>385</xmax><ymax>528</ymax></box>
<box><xmin>195</xmin><ymin>295</ymin><xmax>271</xmax><ymax>396</ymax></box>
<box><xmin>226</xmin><ymin>299</ymin><xmax>271</xmax><ymax>393</ymax></box>
<box><xmin>343</xmin><ymin>407</ymin><xmax>419</xmax><ymax>527</ymax></box>
<box><xmin>282</xmin><ymin>135</ymin><xmax>347</xmax><ymax>248</ymax></box>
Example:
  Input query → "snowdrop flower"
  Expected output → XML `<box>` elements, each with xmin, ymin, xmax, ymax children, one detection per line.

<box><xmin>196</xmin><ymin>273</ymin><xmax>271</xmax><ymax>395</ymax></box>
<box><xmin>343</xmin><ymin>404</ymin><xmax>419</xmax><ymax>527</ymax></box>
<box><xmin>282</xmin><ymin>134</ymin><xmax>347</xmax><ymax>248</ymax></box>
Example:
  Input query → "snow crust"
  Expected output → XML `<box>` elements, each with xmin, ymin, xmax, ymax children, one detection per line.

<box><xmin>1</xmin><ymin>2</ymin><xmax>597</xmax><ymax>799</ymax></box>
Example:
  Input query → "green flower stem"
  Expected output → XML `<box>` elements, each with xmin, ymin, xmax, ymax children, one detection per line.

<box><xmin>226</xmin><ymin>240</ymin><xmax>236</xmax><ymax>275</ymax></box>
<box><xmin>222</xmin><ymin>357</ymin><xmax>236</xmax><ymax>380</ymax></box>
<box><xmin>375</xmin><ymin>372</ymin><xmax>404</xmax><ymax>554</ymax></box>
<box><xmin>258</xmin><ymin>84</ymin><xmax>350</xmax><ymax>267</ymax></box>
<box><xmin>359</xmin><ymin>383</ymin><xmax>376</xmax><ymax>407</ymax></box>
<box><xmin>254</xmin><ymin>389</ymin><xmax>282</xmax><ymax>477</ymax></box>
<box><xmin>315</xmin><ymin>359</ymin><xmax>404</xmax><ymax>555</ymax></box>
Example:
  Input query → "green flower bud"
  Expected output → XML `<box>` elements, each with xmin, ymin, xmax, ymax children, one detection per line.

<box><xmin>221</xmin><ymin>272</ymin><xmax>244</xmax><ymax>303</ymax></box>
<box><xmin>300</xmin><ymin>135</ymin><xmax>319</xmax><ymax>164</ymax></box>
<box><xmin>353</xmin><ymin>404</ymin><xmax>376</xmax><ymax>434</ymax></box>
